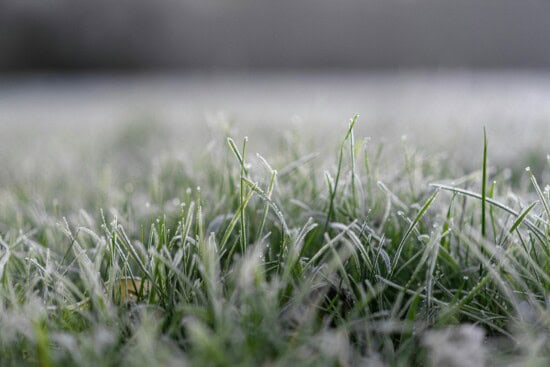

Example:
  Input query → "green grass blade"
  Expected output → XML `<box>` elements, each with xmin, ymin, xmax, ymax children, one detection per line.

<box><xmin>481</xmin><ymin>127</ymin><xmax>488</xmax><ymax>240</ymax></box>
<box><xmin>391</xmin><ymin>189</ymin><xmax>439</xmax><ymax>274</ymax></box>
<box><xmin>509</xmin><ymin>201</ymin><xmax>537</xmax><ymax>233</ymax></box>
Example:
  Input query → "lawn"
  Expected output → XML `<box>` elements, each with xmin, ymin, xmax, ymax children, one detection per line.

<box><xmin>0</xmin><ymin>117</ymin><xmax>548</xmax><ymax>366</ymax></box>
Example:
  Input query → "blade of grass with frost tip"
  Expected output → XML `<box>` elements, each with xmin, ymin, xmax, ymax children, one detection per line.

<box><xmin>509</xmin><ymin>202</ymin><xmax>537</xmax><ymax>234</ymax></box>
<box><xmin>181</xmin><ymin>201</ymin><xmax>195</xmax><ymax>249</ymax></box>
<box><xmin>430</xmin><ymin>183</ymin><xmax>547</xmax><ymax>242</ymax></box>
<box><xmin>481</xmin><ymin>127</ymin><xmax>488</xmax><ymax>241</ymax></box>
<box><xmin>256</xmin><ymin>153</ymin><xmax>278</xmax><ymax>240</ymax></box>
<box><xmin>241</xmin><ymin>138</ymin><xmax>249</xmax><ymax>253</ymax></box>
<box><xmin>349</xmin><ymin>115</ymin><xmax>358</xmax><ymax>216</ymax></box>
<box><xmin>258</xmin><ymin>170</ymin><xmax>277</xmax><ymax>239</ymax></box>
<box><xmin>151</xmin><ymin>217</ymin><xmax>167</xmax><ymax>300</ymax></box>
<box><xmin>196</xmin><ymin>188</ymin><xmax>204</xmax><ymax>248</ymax></box>
<box><xmin>199</xmin><ymin>233</ymin><xmax>222</xmax><ymax>321</ymax></box>
<box><xmin>227</xmin><ymin>137</ymin><xmax>248</xmax><ymax>176</ymax></box>
<box><xmin>480</xmin><ymin>128</ymin><xmax>489</xmax><ymax>278</ymax></box>
<box><xmin>227</xmin><ymin>136</ymin><xmax>249</xmax><ymax>253</ymax></box>
<box><xmin>526</xmin><ymin>167</ymin><xmax>550</xmax><ymax>226</ymax></box>
<box><xmin>242</xmin><ymin>177</ymin><xmax>289</xmax><ymax>235</ymax></box>
<box><xmin>390</xmin><ymin>189</ymin><xmax>439</xmax><ymax>274</ymax></box>
<box><xmin>219</xmin><ymin>189</ymin><xmax>255</xmax><ymax>258</ymax></box>
<box><xmin>440</xmin><ymin>193</ymin><xmax>456</xmax><ymax>252</ymax></box>
<box><xmin>362</xmin><ymin>138</ymin><xmax>377</xmax><ymax>209</ymax></box>
<box><xmin>373</xmin><ymin>235</ymin><xmax>391</xmax><ymax>275</ymax></box>
<box><xmin>325</xmin><ymin>170</ymin><xmax>334</xmax><ymax>199</ymax></box>
<box><xmin>324</xmin><ymin>115</ymin><xmax>358</xmax><ymax>232</ymax></box>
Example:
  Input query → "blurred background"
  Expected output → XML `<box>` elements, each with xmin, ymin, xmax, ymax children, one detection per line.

<box><xmin>3</xmin><ymin>0</ymin><xmax>550</xmax><ymax>71</ymax></box>
<box><xmin>1</xmin><ymin>0</ymin><xmax>550</xmax><ymax>170</ymax></box>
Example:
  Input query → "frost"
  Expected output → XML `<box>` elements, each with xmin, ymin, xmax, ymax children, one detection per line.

<box><xmin>423</xmin><ymin>324</ymin><xmax>486</xmax><ymax>367</ymax></box>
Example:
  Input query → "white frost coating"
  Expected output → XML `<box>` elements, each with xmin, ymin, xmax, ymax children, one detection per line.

<box><xmin>423</xmin><ymin>324</ymin><xmax>486</xmax><ymax>367</ymax></box>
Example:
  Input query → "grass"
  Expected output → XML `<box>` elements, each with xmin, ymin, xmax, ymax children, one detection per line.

<box><xmin>0</xmin><ymin>117</ymin><xmax>548</xmax><ymax>366</ymax></box>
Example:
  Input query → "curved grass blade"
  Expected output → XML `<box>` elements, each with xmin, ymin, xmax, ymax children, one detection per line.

<box><xmin>390</xmin><ymin>189</ymin><xmax>439</xmax><ymax>275</ymax></box>
<box><xmin>430</xmin><ymin>183</ymin><xmax>547</xmax><ymax>243</ymax></box>
<box><xmin>509</xmin><ymin>201</ymin><xmax>537</xmax><ymax>234</ymax></box>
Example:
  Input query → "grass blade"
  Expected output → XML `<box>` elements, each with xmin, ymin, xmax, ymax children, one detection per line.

<box><xmin>391</xmin><ymin>189</ymin><xmax>439</xmax><ymax>274</ymax></box>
